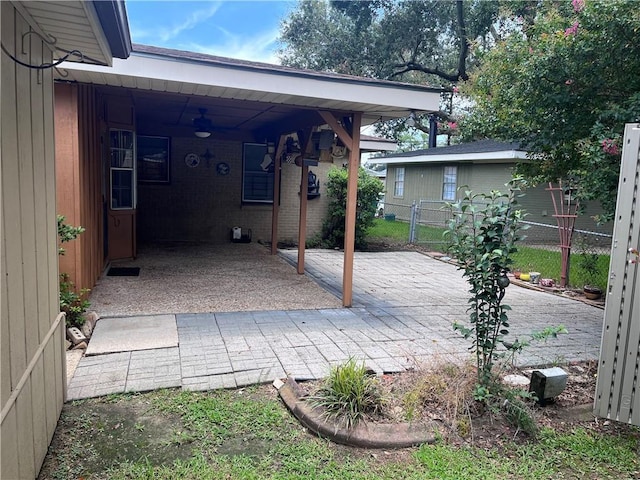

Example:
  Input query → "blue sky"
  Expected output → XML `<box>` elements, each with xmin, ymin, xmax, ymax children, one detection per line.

<box><xmin>126</xmin><ymin>1</ymin><xmax>297</xmax><ymax>64</ymax></box>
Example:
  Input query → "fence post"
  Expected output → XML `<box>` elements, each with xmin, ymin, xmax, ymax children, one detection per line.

<box><xmin>409</xmin><ymin>201</ymin><xmax>417</xmax><ymax>243</ymax></box>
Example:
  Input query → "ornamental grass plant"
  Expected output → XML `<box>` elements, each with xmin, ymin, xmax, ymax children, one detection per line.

<box><xmin>309</xmin><ymin>358</ymin><xmax>384</xmax><ymax>429</ymax></box>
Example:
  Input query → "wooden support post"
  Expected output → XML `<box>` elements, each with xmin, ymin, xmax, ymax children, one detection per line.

<box><xmin>298</xmin><ymin>163</ymin><xmax>309</xmax><ymax>274</ymax></box>
<box><xmin>296</xmin><ymin>129</ymin><xmax>313</xmax><ymax>274</ymax></box>
<box><xmin>271</xmin><ymin>135</ymin><xmax>286</xmax><ymax>255</ymax></box>
<box><xmin>343</xmin><ymin>112</ymin><xmax>362</xmax><ymax>307</ymax></box>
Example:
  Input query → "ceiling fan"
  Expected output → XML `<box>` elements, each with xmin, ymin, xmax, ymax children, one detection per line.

<box><xmin>193</xmin><ymin>108</ymin><xmax>214</xmax><ymax>138</ymax></box>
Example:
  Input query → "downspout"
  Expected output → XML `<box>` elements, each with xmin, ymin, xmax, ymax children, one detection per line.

<box><xmin>429</xmin><ymin>115</ymin><xmax>438</xmax><ymax>148</ymax></box>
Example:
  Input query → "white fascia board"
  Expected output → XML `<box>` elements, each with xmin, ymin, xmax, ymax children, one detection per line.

<box><xmin>381</xmin><ymin>150</ymin><xmax>528</xmax><ymax>165</ymax></box>
<box><xmin>361</xmin><ymin>139</ymin><xmax>398</xmax><ymax>152</ymax></box>
<box><xmin>60</xmin><ymin>53</ymin><xmax>440</xmax><ymax>114</ymax></box>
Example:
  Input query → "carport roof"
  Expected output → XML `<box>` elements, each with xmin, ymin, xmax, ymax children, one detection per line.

<box><xmin>56</xmin><ymin>44</ymin><xmax>442</xmax><ymax>127</ymax></box>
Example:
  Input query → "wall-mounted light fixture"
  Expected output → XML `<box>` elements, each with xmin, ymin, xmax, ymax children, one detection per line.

<box><xmin>406</xmin><ymin>110</ymin><xmax>417</xmax><ymax>127</ymax></box>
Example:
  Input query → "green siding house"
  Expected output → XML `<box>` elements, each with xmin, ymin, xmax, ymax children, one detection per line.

<box><xmin>380</xmin><ymin>140</ymin><xmax>612</xmax><ymax>236</ymax></box>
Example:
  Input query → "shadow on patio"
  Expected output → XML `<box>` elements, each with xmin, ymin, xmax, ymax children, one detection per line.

<box><xmin>88</xmin><ymin>242</ymin><xmax>342</xmax><ymax>317</ymax></box>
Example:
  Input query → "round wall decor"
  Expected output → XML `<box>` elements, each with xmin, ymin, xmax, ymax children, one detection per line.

<box><xmin>216</xmin><ymin>162</ymin><xmax>230</xmax><ymax>175</ymax></box>
<box><xmin>185</xmin><ymin>153</ymin><xmax>200</xmax><ymax>168</ymax></box>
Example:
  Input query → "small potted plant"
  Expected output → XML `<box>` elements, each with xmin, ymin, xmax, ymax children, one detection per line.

<box><xmin>578</xmin><ymin>250</ymin><xmax>603</xmax><ymax>300</ymax></box>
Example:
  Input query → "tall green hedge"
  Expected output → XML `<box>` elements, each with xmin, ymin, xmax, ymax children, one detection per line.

<box><xmin>320</xmin><ymin>166</ymin><xmax>384</xmax><ymax>249</ymax></box>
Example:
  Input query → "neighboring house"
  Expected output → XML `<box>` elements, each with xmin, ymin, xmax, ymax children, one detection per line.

<box><xmin>53</xmin><ymin>44</ymin><xmax>441</xmax><ymax>298</ymax></box>
<box><xmin>1</xmin><ymin>2</ymin><xmax>130</xmax><ymax>478</ymax></box>
<box><xmin>381</xmin><ymin>140</ymin><xmax>613</xmax><ymax>237</ymax></box>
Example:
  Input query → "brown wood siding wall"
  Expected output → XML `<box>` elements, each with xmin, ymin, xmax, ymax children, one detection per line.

<box><xmin>1</xmin><ymin>3</ymin><xmax>66</xmax><ymax>478</ymax></box>
<box><xmin>55</xmin><ymin>83</ymin><xmax>104</xmax><ymax>292</ymax></box>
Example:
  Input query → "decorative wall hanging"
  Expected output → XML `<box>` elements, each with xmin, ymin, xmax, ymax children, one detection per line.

<box><xmin>202</xmin><ymin>148</ymin><xmax>214</xmax><ymax>168</ymax></box>
<box><xmin>216</xmin><ymin>162</ymin><xmax>230</xmax><ymax>175</ymax></box>
<box><xmin>184</xmin><ymin>152</ymin><xmax>200</xmax><ymax>168</ymax></box>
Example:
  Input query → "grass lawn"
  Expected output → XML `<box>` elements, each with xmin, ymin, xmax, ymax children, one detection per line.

<box><xmin>39</xmin><ymin>386</ymin><xmax>640</xmax><ymax>480</ymax></box>
<box><xmin>366</xmin><ymin>219</ymin><xmax>610</xmax><ymax>290</ymax></box>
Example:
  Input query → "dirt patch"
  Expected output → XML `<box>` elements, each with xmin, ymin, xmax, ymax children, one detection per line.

<box><xmin>38</xmin><ymin>395</ymin><xmax>193</xmax><ymax>479</ymax></box>
<box><xmin>296</xmin><ymin>360</ymin><xmax>637</xmax><ymax>450</ymax></box>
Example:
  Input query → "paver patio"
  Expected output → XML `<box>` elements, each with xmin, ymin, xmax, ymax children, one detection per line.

<box><xmin>67</xmin><ymin>250</ymin><xmax>605</xmax><ymax>400</ymax></box>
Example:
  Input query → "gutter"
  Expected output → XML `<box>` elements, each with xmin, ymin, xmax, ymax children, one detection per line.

<box><xmin>93</xmin><ymin>0</ymin><xmax>132</xmax><ymax>59</ymax></box>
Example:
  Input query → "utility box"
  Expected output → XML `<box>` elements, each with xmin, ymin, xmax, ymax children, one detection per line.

<box><xmin>529</xmin><ymin>367</ymin><xmax>568</xmax><ymax>405</ymax></box>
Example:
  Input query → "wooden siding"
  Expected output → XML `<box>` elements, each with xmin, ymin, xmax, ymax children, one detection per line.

<box><xmin>55</xmin><ymin>83</ymin><xmax>105</xmax><ymax>292</ymax></box>
<box><xmin>385</xmin><ymin>161</ymin><xmax>613</xmax><ymax>235</ymax></box>
<box><xmin>1</xmin><ymin>3</ymin><xmax>66</xmax><ymax>478</ymax></box>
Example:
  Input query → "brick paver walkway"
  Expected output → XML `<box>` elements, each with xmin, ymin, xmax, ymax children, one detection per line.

<box><xmin>67</xmin><ymin>251</ymin><xmax>604</xmax><ymax>400</ymax></box>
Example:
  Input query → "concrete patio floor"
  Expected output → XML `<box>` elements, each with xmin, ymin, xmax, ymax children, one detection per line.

<box><xmin>88</xmin><ymin>242</ymin><xmax>341</xmax><ymax>316</ymax></box>
<box><xmin>67</xmin><ymin>248</ymin><xmax>605</xmax><ymax>400</ymax></box>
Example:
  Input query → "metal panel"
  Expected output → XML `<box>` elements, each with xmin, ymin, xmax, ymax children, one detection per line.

<box><xmin>594</xmin><ymin>123</ymin><xmax>640</xmax><ymax>426</ymax></box>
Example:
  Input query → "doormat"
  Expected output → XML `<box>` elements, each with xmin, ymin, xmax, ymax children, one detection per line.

<box><xmin>107</xmin><ymin>267</ymin><xmax>140</xmax><ymax>277</ymax></box>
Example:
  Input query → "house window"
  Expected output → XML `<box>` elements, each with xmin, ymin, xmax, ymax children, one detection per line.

<box><xmin>394</xmin><ymin>167</ymin><xmax>405</xmax><ymax>197</ymax></box>
<box><xmin>242</xmin><ymin>143</ymin><xmax>274</xmax><ymax>203</ymax></box>
<box><xmin>442</xmin><ymin>166</ymin><xmax>457</xmax><ymax>201</ymax></box>
<box><xmin>109</xmin><ymin>129</ymin><xmax>135</xmax><ymax>209</ymax></box>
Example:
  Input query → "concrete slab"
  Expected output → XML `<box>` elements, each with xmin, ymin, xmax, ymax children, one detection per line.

<box><xmin>85</xmin><ymin>314</ymin><xmax>178</xmax><ymax>355</ymax></box>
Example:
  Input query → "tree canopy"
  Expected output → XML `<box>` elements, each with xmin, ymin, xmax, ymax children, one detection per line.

<box><xmin>277</xmin><ymin>0</ymin><xmax>533</xmax><ymax>144</ymax></box>
<box><xmin>278</xmin><ymin>0</ymin><xmax>505</xmax><ymax>87</ymax></box>
<box><xmin>461</xmin><ymin>0</ymin><xmax>640</xmax><ymax>222</ymax></box>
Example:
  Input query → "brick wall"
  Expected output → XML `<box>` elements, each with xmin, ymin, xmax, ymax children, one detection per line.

<box><xmin>137</xmin><ymin>132</ymin><xmax>336</xmax><ymax>245</ymax></box>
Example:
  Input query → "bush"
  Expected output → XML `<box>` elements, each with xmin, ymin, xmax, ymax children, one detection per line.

<box><xmin>60</xmin><ymin>273</ymin><xmax>90</xmax><ymax>328</ymax></box>
<box><xmin>57</xmin><ymin>215</ymin><xmax>90</xmax><ymax>327</ymax></box>
<box><xmin>320</xmin><ymin>167</ymin><xmax>384</xmax><ymax>249</ymax></box>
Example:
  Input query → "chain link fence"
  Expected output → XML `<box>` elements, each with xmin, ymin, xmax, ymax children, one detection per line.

<box><xmin>370</xmin><ymin>200</ymin><xmax>612</xmax><ymax>289</ymax></box>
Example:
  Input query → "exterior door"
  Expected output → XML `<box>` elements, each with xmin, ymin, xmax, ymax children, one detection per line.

<box><xmin>107</xmin><ymin>128</ymin><xmax>136</xmax><ymax>259</ymax></box>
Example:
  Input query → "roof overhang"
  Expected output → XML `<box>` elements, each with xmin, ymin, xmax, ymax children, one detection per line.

<box><xmin>382</xmin><ymin>149</ymin><xmax>529</xmax><ymax>165</ymax></box>
<box><xmin>360</xmin><ymin>138</ymin><xmax>398</xmax><ymax>152</ymax></box>
<box><xmin>16</xmin><ymin>1</ymin><xmax>131</xmax><ymax>66</ymax></box>
<box><xmin>56</xmin><ymin>45</ymin><xmax>441</xmax><ymax>127</ymax></box>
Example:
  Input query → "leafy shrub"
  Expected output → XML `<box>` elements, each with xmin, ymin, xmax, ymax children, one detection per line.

<box><xmin>60</xmin><ymin>273</ymin><xmax>90</xmax><ymax>328</ymax></box>
<box><xmin>310</xmin><ymin>358</ymin><xmax>384</xmax><ymax>428</ymax></box>
<box><xmin>57</xmin><ymin>214</ymin><xmax>85</xmax><ymax>255</ymax></box>
<box><xmin>320</xmin><ymin>167</ymin><xmax>384</xmax><ymax>249</ymax></box>
<box><xmin>444</xmin><ymin>177</ymin><xmax>528</xmax><ymax>394</ymax></box>
<box><xmin>57</xmin><ymin>215</ymin><xmax>90</xmax><ymax>327</ymax></box>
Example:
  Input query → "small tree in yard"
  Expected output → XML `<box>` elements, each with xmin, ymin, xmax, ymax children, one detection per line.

<box><xmin>320</xmin><ymin>167</ymin><xmax>384</xmax><ymax>250</ymax></box>
<box><xmin>444</xmin><ymin>178</ymin><xmax>566</xmax><ymax>414</ymax></box>
<box><xmin>444</xmin><ymin>178</ymin><xmax>528</xmax><ymax>399</ymax></box>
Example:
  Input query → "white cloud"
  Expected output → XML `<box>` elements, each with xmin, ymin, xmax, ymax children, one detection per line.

<box><xmin>130</xmin><ymin>2</ymin><xmax>223</xmax><ymax>44</ymax></box>
<box><xmin>184</xmin><ymin>26</ymin><xmax>281</xmax><ymax>64</ymax></box>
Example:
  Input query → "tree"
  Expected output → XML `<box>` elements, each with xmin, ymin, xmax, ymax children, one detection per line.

<box><xmin>278</xmin><ymin>1</ymin><xmax>503</xmax><ymax>97</ymax></box>
<box><xmin>278</xmin><ymin>1</ymin><xmax>537</xmax><ymax>143</ymax></box>
<box><xmin>461</xmin><ymin>0</ymin><xmax>640</xmax><ymax>222</ymax></box>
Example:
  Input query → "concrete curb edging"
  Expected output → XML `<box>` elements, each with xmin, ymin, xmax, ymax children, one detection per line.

<box><xmin>276</xmin><ymin>377</ymin><xmax>436</xmax><ymax>449</ymax></box>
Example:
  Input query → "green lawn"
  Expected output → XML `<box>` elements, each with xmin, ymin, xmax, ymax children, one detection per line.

<box><xmin>367</xmin><ymin>218</ymin><xmax>447</xmax><ymax>246</ymax></box>
<box><xmin>40</xmin><ymin>387</ymin><xmax>640</xmax><ymax>480</ymax></box>
<box><xmin>366</xmin><ymin>219</ymin><xmax>610</xmax><ymax>290</ymax></box>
